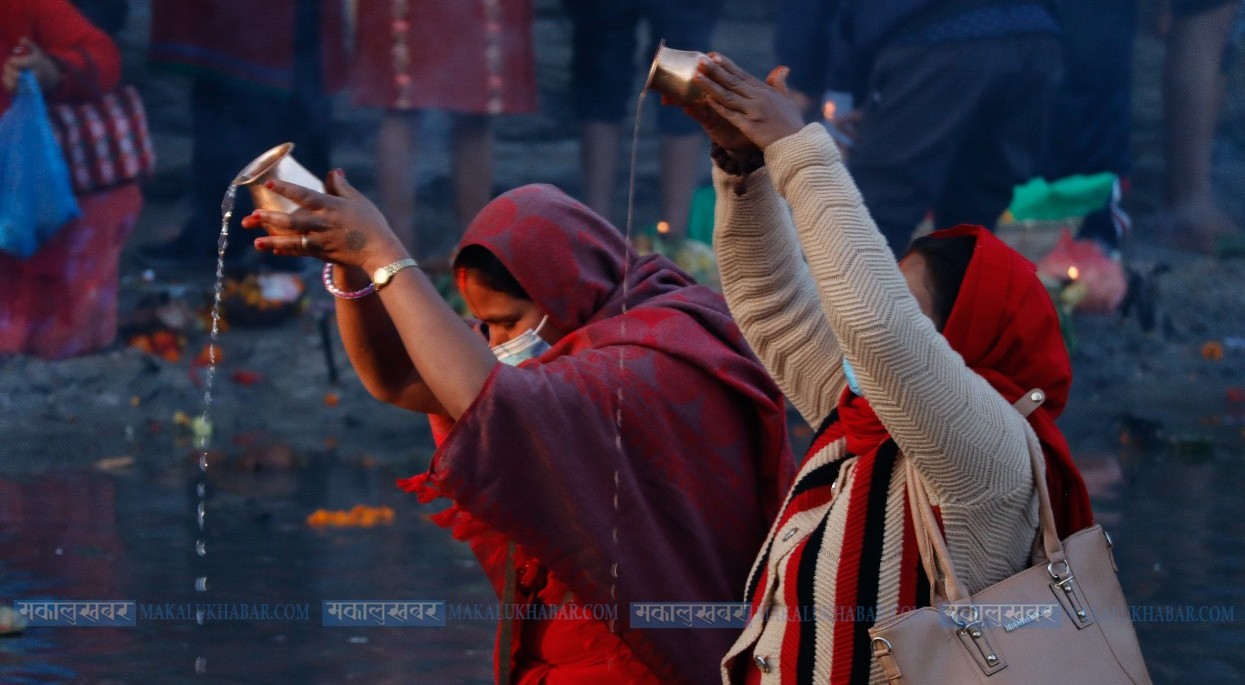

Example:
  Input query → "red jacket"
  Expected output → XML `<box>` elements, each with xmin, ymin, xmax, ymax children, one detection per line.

<box><xmin>0</xmin><ymin>0</ymin><xmax>121</xmax><ymax>112</ymax></box>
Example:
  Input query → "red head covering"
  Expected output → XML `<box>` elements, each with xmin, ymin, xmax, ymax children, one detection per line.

<box><xmin>402</xmin><ymin>185</ymin><xmax>794</xmax><ymax>684</ymax></box>
<box><xmin>839</xmin><ymin>224</ymin><xmax>1093</xmax><ymax>537</ymax></box>
<box><xmin>935</xmin><ymin>224</ymin><xmax>1093</xmax><ymax>536</ymax></box>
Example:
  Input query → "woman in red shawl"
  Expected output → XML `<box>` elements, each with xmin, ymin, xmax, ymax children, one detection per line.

<box><xmin>678</xmin><ymin>55</ymin><xmax>1094</xmax><ymax>683</ymax></box>
<box><xmin>242</xmin><ymin>176</ymin><xmax>795</xmax><ymax>683</ymax></box>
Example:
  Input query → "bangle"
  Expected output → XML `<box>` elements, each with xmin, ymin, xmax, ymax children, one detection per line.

<box><xmin>322</xmin><ymin>263</ymin><xmax>376</xmax><ymax>299</ymax></box>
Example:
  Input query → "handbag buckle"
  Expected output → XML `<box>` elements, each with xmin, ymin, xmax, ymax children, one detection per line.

<box><xmin>1049</xmin><ymin>566</ymin><xmax>1096</xmax><ymax>629</ymax></box>
<box><xmin>954</xmin><ymin>616</ymin><xmax>1006</xmax><ymax>675</ymax></box>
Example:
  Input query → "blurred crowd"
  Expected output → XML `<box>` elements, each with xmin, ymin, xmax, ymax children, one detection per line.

<box><xmin>1</xmin><ymin>0</ymin><xmax>1242</xmax><ymax>359</ymax></box>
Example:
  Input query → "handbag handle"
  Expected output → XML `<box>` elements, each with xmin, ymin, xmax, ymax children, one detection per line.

<box><xmin>906</xmin><ymin>389</ymin><xmax>1067</xmax><ymax>604</ymax></box>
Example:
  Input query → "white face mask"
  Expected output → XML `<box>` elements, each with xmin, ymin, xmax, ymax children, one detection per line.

<box><xmin>491</xmin><ymin>315</ymin><xmax>551</xmax><ymax>366</ymax></box>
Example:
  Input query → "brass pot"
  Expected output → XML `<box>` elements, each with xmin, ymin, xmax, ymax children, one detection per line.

<box><xmin>645</xmin><ymin>40</ymin><xmax>706</xmax><ymax>106</ymax></box>
<box><xmin>234</xmin><ymin>143</ymin><xmax>324</xmax><ymax>213</ymax></box>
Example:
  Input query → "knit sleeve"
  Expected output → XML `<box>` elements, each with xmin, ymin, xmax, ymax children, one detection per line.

<box><xmin>712</xmin><ymin>164</ymin><xmax>845</xmax><ymax>427</ymax></box>
<box><xmin>764</xmin><ymin>124</ymin><xmax>1033</xmax><ymax>506</ymax></box>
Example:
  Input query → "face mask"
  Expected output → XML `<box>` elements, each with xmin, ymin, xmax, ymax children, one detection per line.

<box><xmin>842</xmin><ymin>357</ymin><xmax>863</xmax><ymax>397</ymax></box>
<box><xmin>491</xmin><ymin>315</ymin><xmax>551</xmax><ymax>366</ymax></box>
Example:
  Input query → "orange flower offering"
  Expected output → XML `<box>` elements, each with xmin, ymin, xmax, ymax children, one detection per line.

<box><xmin>129</xmin><ymin>329</ymin><xmax>185</xmax><ymax>362</ymax></box>
<box><xmin>1202</xmin><ymin>341</ymin><xmax>1224</xmax><ymax>361</ymax></box>
<box><xmin>306</xmin><ymin>505</ymin><xmax>395</xmax><ymax>528</ymax></box>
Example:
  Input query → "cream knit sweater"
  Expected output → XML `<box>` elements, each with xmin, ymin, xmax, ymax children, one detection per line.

<box><xmin>713</xmin><ymin>124</ymin><xmax>1041</xmax><ymax>684</ymax></box>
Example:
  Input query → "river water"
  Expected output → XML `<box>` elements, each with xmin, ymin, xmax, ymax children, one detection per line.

<box><xmin>1</xmin><ymin>435</ymin><xmax>1241</xmax><ymax>683</ymax></box>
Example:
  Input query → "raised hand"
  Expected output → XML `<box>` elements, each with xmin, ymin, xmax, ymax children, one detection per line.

<box><xmin>241</xmin><ymin>170</ymin><xmax>409</xmax><ymax>274</ymax></box>
<box><xmin>693</xmin><ymin>53</ymin><xmax>805</xmax><ymax>150</ymax></box>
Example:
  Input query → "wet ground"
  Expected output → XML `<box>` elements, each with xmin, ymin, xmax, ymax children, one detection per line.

<box><xmin>3</xmin><ymin>0</ymin><xmax>1245</xmax><ymax>682</ymax></box>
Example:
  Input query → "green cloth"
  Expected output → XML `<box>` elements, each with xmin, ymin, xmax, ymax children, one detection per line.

<box><xmin>1009</xmin><ymin>173</ymin><xmax>1118</xmax><ymax>221</ymax></box>
<box><xmin>688</xmin><ymin>184</ymin><xmax>716</xmax><ymax>244</ymax></box>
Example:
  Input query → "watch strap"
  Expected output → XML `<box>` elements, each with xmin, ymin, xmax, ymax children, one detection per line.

<box><xmin>373</xmin><ymin>258</ymin><xmax>419</xmax><ymax>290</ymax></box>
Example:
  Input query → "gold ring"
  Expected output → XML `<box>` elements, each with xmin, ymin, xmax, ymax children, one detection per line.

<box><xmin>301</xmin><ymin>234</ymin><xmax>310</xmax><ymax>250</ymax></box>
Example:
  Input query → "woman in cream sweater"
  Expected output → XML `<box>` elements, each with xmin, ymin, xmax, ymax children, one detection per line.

<box><xmin>681</xmin><ymin>54</ymin><xmax>1093</xmax><ymax>684</ymax></box>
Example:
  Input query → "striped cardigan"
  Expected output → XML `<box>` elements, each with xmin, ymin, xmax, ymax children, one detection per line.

<box><xmin>712</xmin><ymin>124</ymin><xmax>1041</xmax><ymax>684</ymax></box>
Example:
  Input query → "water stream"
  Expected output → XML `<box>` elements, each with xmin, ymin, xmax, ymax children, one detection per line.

<box><xmin>191</xmin><ymin>182</ymin><xmax>238</xmax><ymax>674</ymax></box>
<box><xmin>606</xmin><ymin>88</ymin><xmax>649</xmax><ymax>640</ymax></box>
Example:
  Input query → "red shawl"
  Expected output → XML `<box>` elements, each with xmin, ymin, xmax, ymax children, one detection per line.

<box><xmin>935</xmin><ymin>224</ymin><xmax>1093</xmax><ymax>537</ymax></box>
<box><xmin>401</xmin><ymin>185</ymin><xmax>795</xmax><ymax>684</ymax></box>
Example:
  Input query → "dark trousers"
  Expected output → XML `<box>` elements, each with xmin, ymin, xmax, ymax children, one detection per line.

<box><xmin>1042</xmin><ymin>0</ymin><xmax>1136</xmax><ymax>180</ymax></box>
<box><xmin>562</xmin><ymin>0</ymin><xmax>721</xmax><ymax>135</ymax></box>
<box><xmin>184</xmin><ymin>0</ymin><xmax>331</xmax><ymax>253</ymax></box>
<box><xmin>847</xmin><ymin>34</ymin><xmax>1062</xmax><ymax>257</ymax></box>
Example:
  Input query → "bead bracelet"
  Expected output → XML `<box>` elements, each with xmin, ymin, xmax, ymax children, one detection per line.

<box><xmin>322</xmin><ymin>263</ymin><xmax>376</xmax><ymax>299</ymax></box>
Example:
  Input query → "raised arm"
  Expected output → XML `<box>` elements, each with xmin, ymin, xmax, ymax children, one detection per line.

<box><xmin>243</xmin><ymin>171</ymin><xmax>495</xmax><ymax>419</ymax></box>
<box><xmin>712</xmin><ymin>164</ymin><xmax>844</xmax><ymax>426</ymax></box>
<box><xmin>766</xmin><ymin>124</ymin><xmax>1032</xmax><ymax>503</ymax></box>
<box><xmin>696</xmin><ymin>56</ymin><xmax>1033</xmax><ymax>505</ymax></box>
<box><xmin>330</xmin><ymin>264</ymin><xmax>445</xmax><ymax>415</ymax></box>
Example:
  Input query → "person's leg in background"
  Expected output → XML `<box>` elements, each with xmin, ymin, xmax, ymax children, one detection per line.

<box><xmin>1042</xmin><ymin>0</ymin><xmax>1136</xmax><ymax>181</ymax></box>
<box><xmin>374</xmin><ymin>112</ymin><xmax>420</xmax><ymax>253</ymax></box>
<box><xmin>564</xmin><ymin>0</ymin><xmax>638</xmax><ymax>224</ymax></box>
<box><xmin>184</xmin><ymin>76</ymin><xmax>274</xmax><ymax>261</ymax></box>
<box><xmin>846</xmin><ymin>42</ymin><xmax>986</xmax><ymax>257</ymax></box>
<box><xmin>644</xmin><ymin>0</ymin><xmax>721</xmax><ymax>238</ymax></box>
<box><xmin>451</xmin><ymin>114</ymin><xmax>495</xmax><ymax>237</ymax></box>
<box><xmin>934</xmin><ymin>36</ymin><xmax>1062</xmax><ymax>232</ymax></box>
<box><xmin>1161</xmin><ymin>0</ymin><xmax>1240</xmax><ymax>251</ymax></box>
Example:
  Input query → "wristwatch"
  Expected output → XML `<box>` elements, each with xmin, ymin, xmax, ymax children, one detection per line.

<box><xmin>371</xmin><ymin>258</ymin><xmax>419</xmax><ymax>291</ymax></box>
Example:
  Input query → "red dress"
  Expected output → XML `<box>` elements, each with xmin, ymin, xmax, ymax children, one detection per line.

<box><xmin>350</xmin><ymin>0</ymin><xmax>537</xmax><ymax>113</ymax></box>
<box><xmin>408</xmin><ymin>415</ymin><xmax>660</xmax><ymax>684</ymax></box>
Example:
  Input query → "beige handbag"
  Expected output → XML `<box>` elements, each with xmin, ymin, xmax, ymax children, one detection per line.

<box><xmin>868</xmin><ymin>390</ymin><xmax>1152</xmax><ymax>684</ymax></box>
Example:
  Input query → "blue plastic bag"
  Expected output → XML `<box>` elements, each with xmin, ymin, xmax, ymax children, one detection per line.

<box><xmin>0</xmin><ymin>71</ymin><xmax>80</xmax><ymax>259</ymax></box>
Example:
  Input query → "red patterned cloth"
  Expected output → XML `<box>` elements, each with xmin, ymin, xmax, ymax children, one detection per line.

<box><xmin>48</xmin><ymin>86</ymin><xmax>155</xmax><ymax>194</ymax></box>
<box><xmin>350</xmin><ymin>0</ymin><xmax>536</xmax><ymax>113</ymax></box>
<box><xmin>400</xmin><ymin>185</ymin><xmax>794</xmax><ymax>684</ymax></box>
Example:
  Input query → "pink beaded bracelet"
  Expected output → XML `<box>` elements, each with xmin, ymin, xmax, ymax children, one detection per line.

<box><xmin>322</xmin><ymin>263</ymin><xmax>376</xmax><ymax>299</ymax></box>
